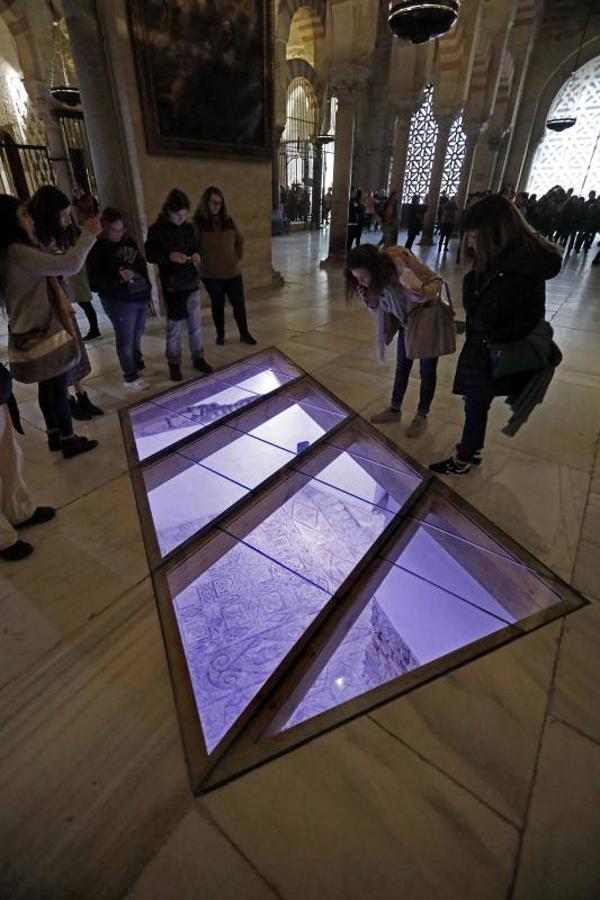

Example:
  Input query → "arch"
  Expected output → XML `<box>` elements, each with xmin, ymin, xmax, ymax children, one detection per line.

<box><xmin>286</xmin><ymin>58</ymin><xmax>323</xmax><ymax>109</ymax></box>
<box><xmin>278</xmin><ymin>0</ymin><xmax>325</xmax><ymax>46</ymax></box>
<box><xmin>527</xmin><ymin>54</ymin><xmax>600</xmax><ymax>196</ymax></box>
<box><xmin>527</xmin><ymin>36</ymin><xmax>600</xmax><ymax>151</ymax></box>
<box><xmin>0</xmin><ymin>1</ymin><xmax>42</xmax><ymax>81</ymax></box>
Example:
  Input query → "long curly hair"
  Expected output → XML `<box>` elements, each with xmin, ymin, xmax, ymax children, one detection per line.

<box><xmin>193</xmin><ymin>186</ymin><xmax>234</xmax><ymax>231</ymax></box>
<box><xmin>345</xmin><ymin>244</ymin><xmax>398</xmax><ymax>303</ymax></box>
<box><xmin>28</xmin><ymin>185</ymin><xmax>74</xmax><ymax>249</ymax></box>
<box><xmin>0</xmin><ymin>194</ymin><xmax>32</xmax><ymax>300</ymax></box>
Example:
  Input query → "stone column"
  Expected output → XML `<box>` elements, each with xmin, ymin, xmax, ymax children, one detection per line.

<box><xmin>311</xmin><ymin>142</ymin><xmax>324</xmax><ymax>228</ymax></box>
<box><xmin>321</xmin><ymin>85</ymin><xmax>357</xmax><ymax>265</ymax></box>
<box><xmin>271</xmin><ymin>125</ymin><xmax>285</xmax><ymax>235</ymax></box>
<box><xmin>61</xmin><ymin>0</ymin><xmax>138</xmax><ymax>227</ymax></box>
<box><xmin>419</xmin><ymin>114</ymin><xmax>453</xmax><ymax>246</ymax></box>
<box><xmin>455</xmin><ymin>126</ymin><xmax>481</xmax><ymax>213</ymax></box>
<box><xmin>389</xmin><ymin>107</ymin><xmax>412</xmax><ymax>201</ymax></box>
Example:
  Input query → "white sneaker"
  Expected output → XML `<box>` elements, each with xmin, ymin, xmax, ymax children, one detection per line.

<box><xmin>124</xmin><ymin>378</ymin><xmax>150</xmax><ymax>391</ymax></box>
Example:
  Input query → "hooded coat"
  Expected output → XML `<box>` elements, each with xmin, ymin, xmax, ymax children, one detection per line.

<box><xmin>453</xmin><ymin>238</ymin><xmax>562</xmax><ymax>399</ymax></box>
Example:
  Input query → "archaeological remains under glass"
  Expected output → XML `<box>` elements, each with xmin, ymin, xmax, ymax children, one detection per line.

<box><xmin>120</xmin><ymin>348</ymin><xmax>587</xmax><ymax>794</ymax></box>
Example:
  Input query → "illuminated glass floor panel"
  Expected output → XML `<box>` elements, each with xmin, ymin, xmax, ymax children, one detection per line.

<box><xmin>282</xmin><ymin>560</ymin><xmax>508</xmax><ymax>731</ymax></box>
<box><xmin>123</xmin><ymin>349</ymin><xmax>303</xmax><ymax>462</ymax></box>
<box><xmin>222</xmin><ymin>473</ymin><xmax>395</xmax><ymax>594</ymax></box>
<box><xmin>122</xmin><ymin>349</ymin><xmax>587</xmax><ymax>795</ymax></box>
<box><xmin>170</xmin><ymin>537</ymin><xmax>331</xmax><ymax>753</ymax></box>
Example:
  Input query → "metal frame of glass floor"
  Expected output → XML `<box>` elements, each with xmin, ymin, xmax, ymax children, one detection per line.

<box><xmin>120</xmin><ymin>348</ymin><xmax>588</xmax><ymax>795</ymax></box>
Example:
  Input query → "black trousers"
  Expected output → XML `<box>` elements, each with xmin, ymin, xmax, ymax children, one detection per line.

<box><xmin>347</xmin><ymin>224</ymin><xmax>360</xmax><ymax>252</ymax></box>
<box><xmin>406</xmin><ymin>229</ymin><xmax>419</xmax><ymax>251</ymax></box>
<box><xmin>202</xmin><ymin>275</ymin><xmax>250</xmax><ymax>339</ymax></box>
<box><xmin>78</xmin><ymin>300</ymin><xmax>99</xmax><ymax>332</ymax></box>
<box><xmin>38</xmin><ymin>371</ymin><xmax>73</xmax><ymax>438</ymax></box>
<box><xmin>456</xmin><ymin>394</ymin><xmax>493</xmax><ymax>461</ymax></box>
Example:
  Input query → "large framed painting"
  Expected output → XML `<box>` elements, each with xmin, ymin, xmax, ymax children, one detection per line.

<box><xmin>127</xmin><ymin>0</ymin><xmax>273</xmax><ymax>158</ymax></box>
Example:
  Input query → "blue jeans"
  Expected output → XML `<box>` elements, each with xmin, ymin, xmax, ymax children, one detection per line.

<box><xmin>165</xmin><ymin>290</ymin><xmax>204</xmax><ymax>364</ymax></box>
<box><xmin>101</xmin><ymin>297</ymin><xmax>147</xmax><ymax>382</ymax></box>
<box><xmin>392</xmin><ymin>327</ymin><xmax>438</xmax><ymax>413</ymax></box>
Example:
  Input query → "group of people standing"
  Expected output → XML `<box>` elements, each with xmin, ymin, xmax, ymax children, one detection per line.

<box><xmin>347</xmin><ymin>193</ymin><xmax>563</xmax><ymax>476</ymax></box>
<box><xmin>0</xmin><ymin>183</ymin><xmax>255</xmax><ymax>562</ymax></box>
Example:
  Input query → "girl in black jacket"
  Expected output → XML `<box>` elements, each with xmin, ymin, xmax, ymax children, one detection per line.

<box><xmin>87</xmin><ymin>208</ymin><xmax>152</xmax><ymax>391</ymax></box>
<box><xmin>430</xmin><ymin>194</ymin><xmax>562</xmax><ymax>475</ymax></box>
<box><xmin>145</xmin><ymin>189</ymin><xmax>212</xmax><ymax>381</ymax></box>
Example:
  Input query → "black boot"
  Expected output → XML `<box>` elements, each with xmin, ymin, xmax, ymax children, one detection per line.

<box><xmin>239</xmin><ymin>332</ymin><xmax>257</xmax><ymax>345</ymax></box>
<box><xmin>169</xmin><ymin>363</ymin><xmax>183</xmax><ymax>382</ymax></box>
<box><xmin>61</xmin><ymin>435</ymin><xmax>99</xmax><ymax>459</ymax></box>
<box><xmin>216</xmin><ymin>333</ymin><xmax>225</xmax><ymax>346</ymax></box>
<box><xmin>0</xmin><ymin>540</ymin><xmax>34</xmax><ymax>562</ymax></box>
<box><xmin>192</xmin><ymin>355</ymin><xmax>214</xmax><ymax>375</ymax></box>
<box><xmin>78</xmin><ymin>391</ymin><xmax>104</xmax><ymax>417</ymax></box>
<box><xmin>83</xmin><ymin>328</ymin><xmax>101</xmax><ymax>342</ymax></box>
<box><xmin>69</xmin><ymin>395</ymin><xmax>92</xmax><ymax>421</ymax></box>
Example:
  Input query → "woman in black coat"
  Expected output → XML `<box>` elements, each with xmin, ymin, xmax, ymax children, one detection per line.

<box><xmin>430</xmin><ymin>194</ymin><xmax>562</xmax><ymax>475</ymax></box>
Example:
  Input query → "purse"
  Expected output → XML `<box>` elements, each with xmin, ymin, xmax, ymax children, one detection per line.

<box><xmin>404</xmin><ymin>281</ymin><xmax>457</xmax><ymax>360</ymax></box>
<box><xmin>8</xmin><ymin>279</ymin><xmax>80</xmax><ymax>384</ymax></box>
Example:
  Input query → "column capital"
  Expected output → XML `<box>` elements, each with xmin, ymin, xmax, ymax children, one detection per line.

<box><xmin>330</xmin><ymin>66</ymin><xmax>369</xmax><ymax>105</ymax></box>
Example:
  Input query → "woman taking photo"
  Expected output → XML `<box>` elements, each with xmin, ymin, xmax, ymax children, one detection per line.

<box><xmin>28</xmin><ymin>185</ymin><xmax>104</xmax><ymax>421</ymax></box>
<box><xmin>194</xmin><ymin>186</ymin><xmax>256</xmax><ymax>346</ymax></box>
<box><xmin>0</xmin><ymin>193</ymin><xmax>100</xmax><ymax>459</ymax></box>
<box><xmin>145</xmin><ymin>188</ymin><xmax>213</xmax><ymax>382</ymax></box>
<box><xmin>87</xmin><ymin>207</ymin><xmax>152</xmax><ymax>390</ymax></box>
<box><xmin>429</xmin><ymin>194</ymin><xmax>562</xmax><ymax>475</ymax></box>
<box><xmin>346</xmin><ymin>244</ymin><xmax>446</xmax><ymax>438</ymax></box>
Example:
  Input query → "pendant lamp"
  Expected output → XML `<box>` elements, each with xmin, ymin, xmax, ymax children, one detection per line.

<box><xmin>47</xmin><ymin>1</ymin><xmax>80</xmax><ymax>107</ymax></box>
<box><xmin>388</xmin><ymin>0</ymin><xmax>460</xmax><ymax>44</ymax></box>
<box><xmin>546</xmin><ymin>0</ymin><xmax>595</xmax><ymax>132</ymax></box>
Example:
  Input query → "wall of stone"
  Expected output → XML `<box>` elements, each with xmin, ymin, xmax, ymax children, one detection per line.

<box><xmin>102</xmin><ymin>0</ymin><xmax>277</xmax><ymax>292</ymax></box>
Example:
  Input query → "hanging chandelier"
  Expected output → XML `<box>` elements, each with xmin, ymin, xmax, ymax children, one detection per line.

<box><xmin>47</xmin><ymin>1</ymin><xmax>80</xmax><ymax>107</ymax></box>
<box><xmin>546</xmin><ymin>0</ymin><xmax>594</xmax><ymax>132</ymax></box>
<box><xmin>388</xmin><ymin>0</ymin><xmax>460</xmax><ymax>44</ymax></box>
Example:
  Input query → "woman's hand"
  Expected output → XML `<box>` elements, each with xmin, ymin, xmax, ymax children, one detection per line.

<box><xmin>84</xmin><ymin>215</ymin><xmax>102</xmax><ymax>237</ymax></box>
<box><xmin>119</xmin><ymin>268</ymin><xmax>134</xmax><ymax>282</ymax></box>
<box><xmin>191</xmin><ymin>252</ymin><xmax>201</xmax><ymax>264</ymax></box>
<box><xmin>169</xmin><ymin>251</ymin><xmax>188</xmax><ymax>264</ymax></box>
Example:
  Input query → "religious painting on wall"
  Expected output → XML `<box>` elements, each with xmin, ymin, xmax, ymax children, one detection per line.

<box><xmin>127</xmin><ymin>0</ymin><xmax>273</xmax><ymax>158</ymax></box>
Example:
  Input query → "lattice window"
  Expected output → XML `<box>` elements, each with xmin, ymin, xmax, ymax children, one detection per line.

<box><xmin>402</xmin><ymin>84</ymin><xmax>438</xmax><ymax>204</ymax></box>
<box><xmin>441</xmin><ymin>113</ymin><xmax>467</xmax><ymax>197</ymax></box>
<box><xmin>282</xmin><ymin>76</ymin><xmax>317</xmax><ymax>143</ymax></box>
<box><xmin>528</xmin><ymin>55</ymin><xmax>600</xmax><ymax>197</ymax></box>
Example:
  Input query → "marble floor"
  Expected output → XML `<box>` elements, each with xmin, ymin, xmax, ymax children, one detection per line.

<box><xmin>1</xmin><ymin>227</ymin><xmax>599</xmax><ymax>900</ymax></box>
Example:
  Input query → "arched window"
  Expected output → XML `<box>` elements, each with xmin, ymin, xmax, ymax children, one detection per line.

<box><xmin>441</xmin><ymin>113</ymin><xmax>467</xmax><ymax>197</ymax></box>
<box><xmin>528</xmin><ymin>56</ymin><xmax>600</xmax><ymax>197</ymax></box>
<box><xmin>280</xmin><ymin>77</ymin><xmax>318</xmax><ymax>221</ymax></box>
<box><xmin>402</xmin><ymin>84</ymin><xmax>438</xmax><ymax>203</ymax></box>
<box><xmin>282</xmin><ymin>76</ymin><xmax>317</xmax><ymax>144</ymax></box>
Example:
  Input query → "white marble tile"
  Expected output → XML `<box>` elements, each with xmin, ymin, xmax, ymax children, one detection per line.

<box><xmin>125</xmin><ymin>808</ymin><xmax>276</xmax><ymax>900</ymax></box>
<box><xmin>371</xmin><ymin>622</ymin><xmax>561</xmax><ymax>826</ymax></box>
<box><xmin>0</xmin><ymin>473</ymin><xmax>148</xmax><ymax>686</ymax></box>
<box><xmin>0</xmin><ymin>580</ymin><xmax>190</xmax><ymax>900</ymax></box>
<box><xmin>204</xmin><ymin>716</ymin><xmax>519</xmax><ymax>900</ymax></box>
<box><xmin>551</xmin><ymin>602</ymin><xmax>600</xmax><ymax>743</ymax></box>
<box><xmin>513</xmin><ymin>719</ymin><xmax>600</xmax><ymax>900</ymax></box>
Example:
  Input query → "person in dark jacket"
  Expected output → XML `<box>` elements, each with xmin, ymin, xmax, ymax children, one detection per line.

<box><xmin>430</xmin><ymin>193</ymin><xmax>563</xmax><ymax>475</ymax></box>
<box><xmin>87</xmin><ymin>208</ymin><xmax>152</xmax><ymax>390</ymax></box>
<box><xmin>405</xmin><ymin>195</ymin><xmax>425</xmax><ymax>251</ymax></box>
<box><xmin>145</xmin><ymin>189</ymin><xmax>213</xmax><ymax>382</ymax></box>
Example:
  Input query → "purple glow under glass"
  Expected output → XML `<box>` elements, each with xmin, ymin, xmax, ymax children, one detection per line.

<box><xmin>225</xmin><ymin>477</ymin><xmax>395</xmax><ymax>594</ymax></box>
<box><xmin>171</xmin><ymin>541</ymin><xmax>331</xmax><ymax>752</ymax></box>
<box><xmin>282</xmin><ymin>563</ymin><xmax>506</xmax><ymax>731</ymax></box>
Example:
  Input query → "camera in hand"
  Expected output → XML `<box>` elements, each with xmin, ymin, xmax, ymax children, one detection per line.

<box><xmin>388</xmin><ymin>0</ymin><xmax>459</xmax><ymax>44</ymax></box>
